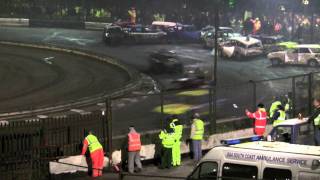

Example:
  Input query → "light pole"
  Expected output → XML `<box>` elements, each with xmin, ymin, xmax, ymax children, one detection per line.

<box><xmin>210</xmin><ymin>0</ymin><xmax>220</xmax><ymax>134</ymax></box>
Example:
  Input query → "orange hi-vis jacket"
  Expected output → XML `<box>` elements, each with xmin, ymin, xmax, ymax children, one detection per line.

<box><xmin>128</xmin><ymin>132</ymin><xmax>141</xmax><ymax>152</ymax></box>
<box><xmin>246</xmin><ymin>108</ymin><xmax>267</xmax><ymax>135</ymax></box>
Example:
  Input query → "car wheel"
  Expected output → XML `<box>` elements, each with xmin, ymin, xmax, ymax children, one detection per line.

<box><xmin>308</xmin><ymin>59</ymin><xmax>318</xmax><ymax>67</ymax></box>
<box><xmin>271</xmin><ymin>58</ymin><xmax>281</xmax><ymax>66</ymax></box>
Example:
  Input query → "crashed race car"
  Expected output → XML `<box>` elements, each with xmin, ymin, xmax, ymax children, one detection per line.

<box><xmin>202</xmin><ymin>27</ymin><xmax>242</xmax><ymax>48</ymax></box>
<box><xmin>219</xmin><ymin>36</ymin><xmax>263</xmax><ymax>59</ymax></box>
<box><xmin>267</xmin><ymin>44</ymin><xmax>320</xmax><ymax>67</ymax></box>
<box><xmin>103</xmin><ymin>24</ymin><xmax>167</xmax><ymax>45</ymax></box>
<box><xmin>149</xmin><ymin>49</ymin><xmax>183</xmax><ymax>74</ymax></box>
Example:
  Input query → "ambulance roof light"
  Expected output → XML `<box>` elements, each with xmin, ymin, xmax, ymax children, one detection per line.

<box><xmin>221</xmin><ymin>135</ymin><xmax>263</xmax><ymax>145</ymax></box>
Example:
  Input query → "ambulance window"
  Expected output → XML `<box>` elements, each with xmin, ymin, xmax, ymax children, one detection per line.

<box><xmin>263</xmin><ymin>168</ymin><xmax>292</xmax><ymax>180</ymax></box>
<box><xmin>188</xmin><ymin>162</ymin><xmax>218</xmax><ymax>180</ymax></box>
<box><xmin>199</xmin><ymin>162</ymin><xmax>218</xmax><ymax>179</ymax></box>
<box><xmin>222</xmin><ymin>163</ymin><xmax>258</xmax><ymax>179</ymax></box>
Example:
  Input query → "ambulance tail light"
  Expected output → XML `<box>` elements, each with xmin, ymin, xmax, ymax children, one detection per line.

<box><xmin>220</xmin><ymin>135</ymin><xmax>263</xmax><ymax>145</ymax></box>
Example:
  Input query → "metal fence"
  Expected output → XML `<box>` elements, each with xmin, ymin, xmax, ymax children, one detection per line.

<box><xmin>112</xmin><ymin>72</ymin><xmax>320</xmax><ymax>136</ymax></box>
<box><xmin>0</xmin><ymin>113</ymin><xmax>108</xmax><ymax>180</ymax></box>
<box><xmin>0</xmin><ymin>71</ymin><xmax>319</xmax><ymax>179</ymax></box>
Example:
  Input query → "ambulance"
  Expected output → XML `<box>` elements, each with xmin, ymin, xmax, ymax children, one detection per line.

<box><xmin>187</xmin><ymin>137</ymin><xmax>320</xmax><ymax>179</ymax></box>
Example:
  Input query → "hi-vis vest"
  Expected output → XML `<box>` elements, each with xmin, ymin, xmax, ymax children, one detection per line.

<box><xmin>159</xmin><ymin>131</ymin><xmax>175</xmax><ymax>148</ymax></box>
<box><xmin>192</xmin><ymin>119</ymin><xmax>204</xmax><ymax>140</ymax></box>
<box><xmin>273</xmin><ymin>110</ymin><xmax>286</xmax><ymax>127</ymax></box>
<box><xmin>269</xmin><ymin>101</ymin><xmax>282</xmax><ymax>117</ymax></box>
<box><xmin>314</xmin><ymin>114</ymin><xmax>320</xmax><ymax>126</ymax></box>
<box><xmin>128</xmin><ymin>132</ymin><xmax>141</xmax><ymax>152</ymax></box>
<box><xmin>86</xmin><ymin>134</ymin><xmax>103</xmax><ymax>153</ymax></box>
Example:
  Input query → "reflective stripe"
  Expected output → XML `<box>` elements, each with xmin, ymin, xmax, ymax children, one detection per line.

<box><xmin>255</xmin><ymin>126</ymin><xmax>265</xmax><ymax>128</ymax></box>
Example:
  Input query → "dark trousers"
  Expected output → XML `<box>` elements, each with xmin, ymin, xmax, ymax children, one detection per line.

<box><xmin>160</xmin><ymin>147</ymin><xmax>172</xmax><ymax>169</ymax></box>
<box><xmin>314</xmin><ymin>126</ymin><xmax>320</xmax><ymax>146</ymax></box>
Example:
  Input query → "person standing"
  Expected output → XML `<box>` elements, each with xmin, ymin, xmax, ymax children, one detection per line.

<box><xmin>81</xmin><ymin>130</ymin><xmax>104</xmax><ymax>178</ymax></box>
<box><xmin>269</xmin><ymin>97</ymin><xmax>282</xmax><ymax>118</ymax></box>
<box><xmin>190</xmin><ymin>113</ymin><xmax>204</xmax><ymax>162</ymax></box>
<box><xmin>245</xmin><ymin>103</ymin><xmax>267</xmax><ymax>136</ymax></box>
<box><xmin>284</xmin><ymin>93</ymin><xmax>293</xmax><ymax>119</ymax></box>
<box><xmin>271</xmin><ymin>105</ymin><xmax>286</xmax><ymax>127</ymax></box>
<box><xmin>170</xmin><ymin>118</ymin><xmax>183</xmax><ymax>167</ymax></box>
<box><xmin>159</xmin><ymin>129</ymin><xmax>175</xmax><ymax>169</ymax></box>
<box><xmin>127</xmin><ymin>126</ymin><xmax>142</xmax><ymax>173</ymax></box>
<box><xmin>308</xmin><ymin>99</ymin><xmax>320</xmax><ymax>146</ymax></box>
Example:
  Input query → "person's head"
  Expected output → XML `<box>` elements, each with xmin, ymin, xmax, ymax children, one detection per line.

<box><xmin>171</xmin><ymin>114</ymin><xmax>178</xmax><ymax>120</ymax></box>
<box><xmin>84</xmin><ymin>129</ymin><xmax>92</xmax><ymax>137</ymax></box>
<box><xmin>313</xmin><ymin>98</ymin><xmax>320</xmax><ymax>108</ymax></box>
<box><xmin>257</xmin><ymin>103</ymin><xmax>264</xmax><ymax>109</ymax></box>
<box><xmin>193</xmin><ymin>113</ymin><xmax>200</xmax><ymax>119</ymax></box>
<box><xmin>129</xmin><ymin>125</ymin><xmax>135</xmax><ymax>131</ymax></box>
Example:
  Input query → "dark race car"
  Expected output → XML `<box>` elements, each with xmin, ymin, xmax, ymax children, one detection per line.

<box><xmin>103</xmin><ymin>25</ymin><xmax>127</xmax><ymax>45</ymax></box>
<box><xmin>103</xmin><ymin>24</ymin><xmax>167</xmax><ymax>45</ymax></box>
<box><xmin>149</xmin><ymin>50</ymin><xmax>183</xmax><ymax>74</ymax></box>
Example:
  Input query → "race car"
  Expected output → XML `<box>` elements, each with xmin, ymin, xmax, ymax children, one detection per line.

<box><xmin>149</xmin><ymin>49</ymin><xmax>183</xmax><ymax>74</ymax></box>
<box><xmin>202</xmin><ymin>27</ymin><xmax>242</xmax><ymax>48</ymax></box>
<box><xmin>267</xmin><ymin>44</ymin><xmax>320</xmax><ymax>67</ymax></box>
<box><xmin>103</xmin><ymin>24</ymin><xmax>167</xmax><ymax>45</ymax></box>
<box><xmin>219</xmin><ymin>36</ymin><xmax>263</xmax><ymax>59</ymax></box>
<box><xmin>103</xmin><ymin>25</ymin><xmax>127</xmax><ymax>45</ymax></box>
<box><xmin>124</xmin><ymin>24</ymin><xmax>167</xmax><ymax>44</ymax></box>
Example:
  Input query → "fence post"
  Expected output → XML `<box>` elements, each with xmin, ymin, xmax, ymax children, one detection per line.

<box><xmin>106</xmin><ymin>98</ymin><xmax>113</xmax><ymax>169</ymax></box>
<box><xmin>210</xmin><ymin>86</ymin><xmax>217</xmax><ymax>134</ymax></box>
<box><xmin>308</xmin><ymin>73</ymin><xmax>313</xmax><ymax>115</ymax></box>
<box><xmin>292</xmin><ymin>77</ymin><xmax>296</xmax><ymax>117</ymax></box>
<box><xmin>250</xmin><ymin>80</ymin><xmax>257</xmax><ymax>110</ymax></box>
<box><xmin>102</xmin><ymin>104</ymin><xmax>107</xmax><ymax>153</ymax></box>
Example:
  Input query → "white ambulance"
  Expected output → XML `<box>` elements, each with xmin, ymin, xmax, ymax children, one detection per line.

<box><xmin>187</xmin><ymin>140</ymin><xmax>320</xmax><ymax>179</ymax></box>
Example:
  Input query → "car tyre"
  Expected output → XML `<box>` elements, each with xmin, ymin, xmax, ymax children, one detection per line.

<box><xmin>308</xmin><ymin>59</ymin><xmax>318</xmax><ymax>67</ymax></box>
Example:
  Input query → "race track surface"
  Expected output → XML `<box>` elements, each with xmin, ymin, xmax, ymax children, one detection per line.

<box><xmin>0</xmin><ymin>44</ymin><xmax>130</xmax><ymax>113</ymax></box>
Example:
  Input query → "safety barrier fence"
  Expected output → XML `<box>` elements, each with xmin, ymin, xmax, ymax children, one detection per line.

<box><xmin>0</xmin><ymin>71</ymin><xmax>319</xmax><ymax>179</ymax></box>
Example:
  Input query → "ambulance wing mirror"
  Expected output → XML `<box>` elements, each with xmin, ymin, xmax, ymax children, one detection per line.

<box><xmin>311</xmin><ymin>159</ymin><xmax>320</xmax><ymax>170</ymax></box>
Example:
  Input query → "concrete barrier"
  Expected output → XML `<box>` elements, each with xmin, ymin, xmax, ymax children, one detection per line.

<box><xmin>0</xmin><ymin>17</ymin><xmax>111</xmax><ymax>30</ymax></box>
<box><xmin>0</xmin><ymin>18</ymin><xmax>29</xmax><ymax>27</ymax></box>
